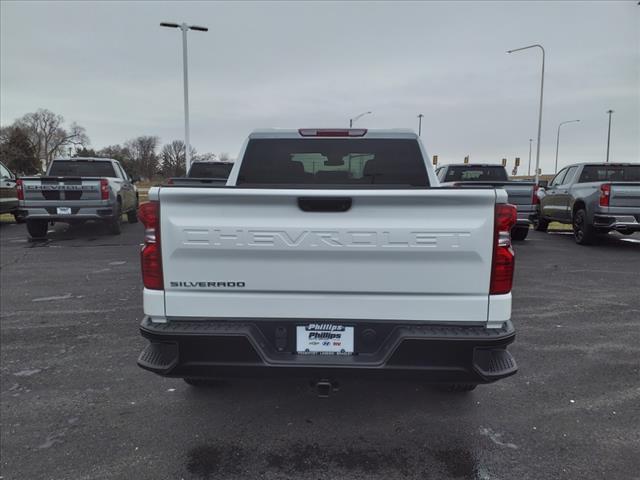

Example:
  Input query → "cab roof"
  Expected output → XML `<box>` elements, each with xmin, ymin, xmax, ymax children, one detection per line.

<box><xmin>248</xmin><ymin>128</ymin><xmax>418</xmax><ymax>139</ymax></box>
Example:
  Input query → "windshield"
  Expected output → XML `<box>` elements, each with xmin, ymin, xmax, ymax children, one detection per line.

<box><xmin>444</xmin><ymin>166</ymin><xmax>508</xmax><ymax>182</ymax></box>
<box><xmin>237</xmin><ymin>138</ymin><xmax>428</xmax><ymax>187</ymax></box>
<box><xmin>48</xmin><ymin>161</ymin><xmax>116</xmax><ymax>177</ymax></box>
<box><xmin>578</xmin><ymin>165</ymin><xmax>640</xmax><ymax>182</ymax></box>
<box><xmin>188</xmin><ymin>162</ymin><xmax>233</xmax><ymax>178</ymax></box>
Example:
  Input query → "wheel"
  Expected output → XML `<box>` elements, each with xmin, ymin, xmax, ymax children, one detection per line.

<box><xmin>127</xmin><ymin>208</ymin><xmax>138</xmax><ymax>224</ymax></box>
<box><xmin>533</xmin><ymin>216</ymin><xmax>549</xmax><ymax>232</ymax></box>
<box><xmin>13</xmin><ymin>213</ymin><xmax>26</xmax><ymax>224</ymax></box>
<box><xmin>573</xmin><ymin>209</ymin><xmax>597</xmax><ymax>245</ymax></box>
<box><xmin>511</xmin><ymin>226</ymin><xmax>529</xmax><ymax>241</ymax></box>
<box><xmin>26</xmin><ymin>219</ymin><xmax>49</xmax><ymax>239</ymax></box>
<box><xmin>442</xmin><ymin>383</ymin><xmax>477</xmax><ymax>393</ymax></box>
<box><xmin>107</xmin><ymin>202</ymin><xmax>122</xmax><ymax>235</ymax></box>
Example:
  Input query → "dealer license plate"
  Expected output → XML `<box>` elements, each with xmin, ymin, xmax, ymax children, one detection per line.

<box><xmin>57</xmin><ymin>207</ymin><xmax>72</xmax><ymax>215</ymax></box>
<box><xmin>296</xmin><ymin>324</ymin><xmax>354</xmax><ymax>355</ymax></box>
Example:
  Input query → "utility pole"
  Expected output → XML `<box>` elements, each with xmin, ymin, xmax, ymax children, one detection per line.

<box><xmin>417</xmin><ymin>114</ymin><xmax>424</xmax><ymax>136</ymax></box>
<box><xmin>349</xmin><ymin>111</ymin><xmax>372</xmax><ymax>128</ymax></box>
<box><xmin>554</xmin><ymin>119</ymin><xmax>580</xmax><ymax>173</ymax></box>
<box><xmin>507</xmin><ymin>44</ymin><xmax>545</xmax><ymax>185</ymax></box>
<box><xmin>528</xmin><ymin>138</ymin><xmax>533</xmax><ymax>176</ymax></box>
<box><xmin>606</xmin><ymin>109</ymin><xmax>614</xmax><ymax>163</ymax></box>
<box><xmin>160</xmin><ymin>21</ymin><xmax>208</xmax><ymax>172</ymax></box>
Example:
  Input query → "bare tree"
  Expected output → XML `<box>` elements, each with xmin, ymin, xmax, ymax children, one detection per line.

<box><xmin>16</xmin><ymin>109</ymin><xmax>89</xmax><ymax>166</ymax></box>
<box><xmin>0</xmin><ymin>125</ymin><xmax>40</xmax><ymax>174</ymax></box>
<box><xmin>193</xmin><ymin>152</ymin><xmax>217</xmax><ymax>162</ymax></box>
<box><xmin>125</xmin><ymin>136</ymin><xmax>160</xmax><ymax>180</ymax></box>
<box><xmin>161</xmin><ymin>140</ymin><xmax>197</xmax><ymax>177</ymax></box>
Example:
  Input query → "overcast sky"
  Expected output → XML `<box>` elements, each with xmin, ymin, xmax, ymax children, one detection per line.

<box><xmin>1</xmin><ymin>1</ymin><xmax>638</xmax><ymax>172</ymax></box>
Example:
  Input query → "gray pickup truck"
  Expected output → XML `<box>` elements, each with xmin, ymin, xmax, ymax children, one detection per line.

<box><xmin>17</xmin><ymin>157</ymin><xmax>139</xmax><ymax>239</ymax></box>
<box><xmin>536</xmin><ymin>162</ymin><xmax>640</xmax><ymax>244</ymax></box>
<box><xmin>168</xmin><ymin>161</ymin><xmax>233</xmax><ymax>186</ymax></box>
<box><xmin>436</xmin><ymin>164</ymin><xmax>538</xmax><ymax>241</ymax></box>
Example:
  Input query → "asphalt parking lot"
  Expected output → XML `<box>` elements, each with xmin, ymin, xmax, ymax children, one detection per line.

<box><xmin>1</xmin><ymin>220</ymin><xmax>639</xmax><ymax>480</ymax></box>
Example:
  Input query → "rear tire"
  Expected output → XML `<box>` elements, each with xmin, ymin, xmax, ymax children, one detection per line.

<box><xmin>533</xmin><ymin>216</ymin><xmax>549</xmax><ymax>232</ymax></box>
<box><xmin>511</xmin><ymin>227</ymin><xmax>529</xmax><ymax>241</ymax></box>
<box><xmin>108</xmin><ymin>202</ymin><xmax>121</xmax><ymax>235</ymax></box>
<box><xmin>26</xmin><ymin>219</ymin><xmax>49</xmax><ymax>239</ymax></box>
<box><xmin>127</xmin><ymin>208</ymin><xmax>138</xmax><ymax>224</ymax></box>
<box><xmin>573</xmin><ymin>209</ymin><xmax>597</xmax><ymax>245</ymax></box>
<box><xmin>442</xmin><ymin>383</ymin><xmax>477</xmax><ymax>393</ymax></box>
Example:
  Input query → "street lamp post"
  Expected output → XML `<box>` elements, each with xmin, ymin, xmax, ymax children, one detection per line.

<box><xmin>528</xmin><ymin>138</ymin><xmax>533</xmax><ymax>176</ymax></box>
<box><xmin>417</xmin><ymin>114</ymin><xmax>424</xmax><ymax>136</ymax></box>
<box><xmin>160</xmin><ymin>21</ymin><xmax>208</xmax><ymax>171</ymax></box>
<box><xmin>554</xmin><ymin>119</ymin><xmax>580</xmax><ymax>173</ymax></box>
<box><xmin>606</xmin><ymin>109</ymin><xmax>614</xmax><ymax>163</ymax></box>
<box><xmin>507</xmin><ymin>44</ymin><xmax>545</xmax><ymax>184</ymax></box>
<box><xmin>349</xmin><ymin>111</ymin><xmax>372</xmax><ymax>128</ymax></box>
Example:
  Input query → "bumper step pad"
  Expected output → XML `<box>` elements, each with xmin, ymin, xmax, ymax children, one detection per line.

<box><xmin>473</xmin><ymin>348</ymin><xmax>518</xmax><ymax>380</ymax></box>
<box><xmin>138</xmin><ymin>342</ymin><xmax>178</xmax><ymax>374</ymax></box>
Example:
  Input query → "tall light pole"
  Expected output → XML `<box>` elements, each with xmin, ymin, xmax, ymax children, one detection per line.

<box><xmin>349</xmin><ymin>111</ymin><xmax>372</xmax><ymax>128</ymax></box>
<box><xmin>528</xmin><ymin>138</ymin><xmax>533</xmax><ymax>176</ymax></box>
<box><xmin>507</xmin><ymin>44</ymin><xmax>545</xmax><ymax>184</ymax></box>
<box><xmin>554</xmin><ymin>119</ymin><xmax>580</xmax><ymax>173</ymax></box>
<box><xmin>417</xmin><ymin>114</ymin><xmax>424</xmax><ymax>136</ymax></box>
<box><xmin>160</xmin><ymin>21</ymin><xmax>208</xmax><ymax>171</ymax></box>
<box><xmin>606</xmin><ymin>109</ymin><xmax>614</xmax><ymax>163</ymax></box>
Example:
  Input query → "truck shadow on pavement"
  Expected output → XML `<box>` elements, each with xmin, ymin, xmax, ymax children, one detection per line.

<box><xmin>542</xmin><ymin>230</ymin><xmax>639</xmax><ymax>249</ymax></box>
<box><xmin>26</xmin><ymin>220</ymin><xmax>141</xmax><ymax>246</ymax></box>
<box><xmin>174</xmin><ymin>379</ymin><xmax>499</xmax><ymax>480</ymax></box>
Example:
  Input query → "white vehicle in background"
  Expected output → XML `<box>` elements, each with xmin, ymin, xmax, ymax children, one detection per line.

<box><xmin>137</xmin><ymin>128</ymin><xmax>518</xmax><ymax>396</ymax></box>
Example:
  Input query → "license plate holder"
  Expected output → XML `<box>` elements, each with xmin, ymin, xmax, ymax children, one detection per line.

<box><xmin>57</xmin><ymin>207</ymin><xmax>72</xmax><ymax>215</ymax></box>
<box><xmin>296</xmin><ymin>324</ymin><xmax>354</xmax><ymax>355</ymax></box>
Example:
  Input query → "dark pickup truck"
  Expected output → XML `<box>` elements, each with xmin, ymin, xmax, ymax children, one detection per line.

<box><xmin>537</xmin><ymin>162</ymin><xmax>640</xmax><ymax>244</ymax></box>
<box><xmin>168</xmin><ymin>161</ymin><xmax>233</xmax><ymax>186</ymax></box>
<box><xmin>436</xmin><ymin>164</ymin><xmax>538</xmax><ymax>241</ymax></box>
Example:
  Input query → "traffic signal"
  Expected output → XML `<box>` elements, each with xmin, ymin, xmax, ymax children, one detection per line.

<box><xmin>432</xmin><ymin>155</ymin><xmax>438</xmax><ymax>165</ymax></box>
<box><xmin>464</xmin><ymin>156</ymin><xmax>469</xmax><ymax>164</ymax></box>
<box><xmin>502</xmin><ymin>158</ymin><xmax>507</xmax><ymax>166</ymax></box>
<box><xmin>515</xmin><ymin>157</ymin><xmax>521</xmax><ymax>167</ymax></box>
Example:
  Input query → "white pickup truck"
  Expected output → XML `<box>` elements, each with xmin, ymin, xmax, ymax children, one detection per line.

<box><xmin>137</xmin><ymin>129</ymin><xmax>518</xmax><ymax>395</ymax></box>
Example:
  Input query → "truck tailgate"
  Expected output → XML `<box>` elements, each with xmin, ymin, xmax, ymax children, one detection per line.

<box><xmin>610</xmin><ymin>183</ymin><xmax>640</xmax><ymax>208</ymax></box>
<box><xmin>453</xmin><ymin>182</ymin><xmax>534</xmax><ymax>206</ymax></box>
<box><xmin>159</xmin><ymin>188</ymin><xmax>498</xmax><ymax>323</ymax></box>
<box><xmin>21</xmin><ymin>177</ymin><xmax>102</xmax><ymax>201</ymax></box>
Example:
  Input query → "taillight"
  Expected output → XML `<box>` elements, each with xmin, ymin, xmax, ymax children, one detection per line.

<box><xmin>599</xmin><ymin>183</ymin><xmax>611</xmax><ymax>207</ymax></box>
<box><xmin>298</xmin><ymin>128</ymin><xmax>367</xmax><ymax>137</ymax></box>
<box><xmin>490</xmin><ymin>204</ymin><xmax>517</xmax><ymax>295</ymax></box>
<box><xmin>100</xmin><ymin>178</ymin><xmax>109</xmax><ymax>200</ymax></box>
<box><xmin>16</xmin><ymin>179</ymin><xmax>24</xmax><ymax>201</ymax></box>
<box><xmin>532</xmin><ymin>184</ymin><xmax>540</xmax><ymax>205</ymax></box>
<box><xmin>138</xmin><ymin>201</ymin><xmax>163</xmax><ymax>290</ymax></box>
